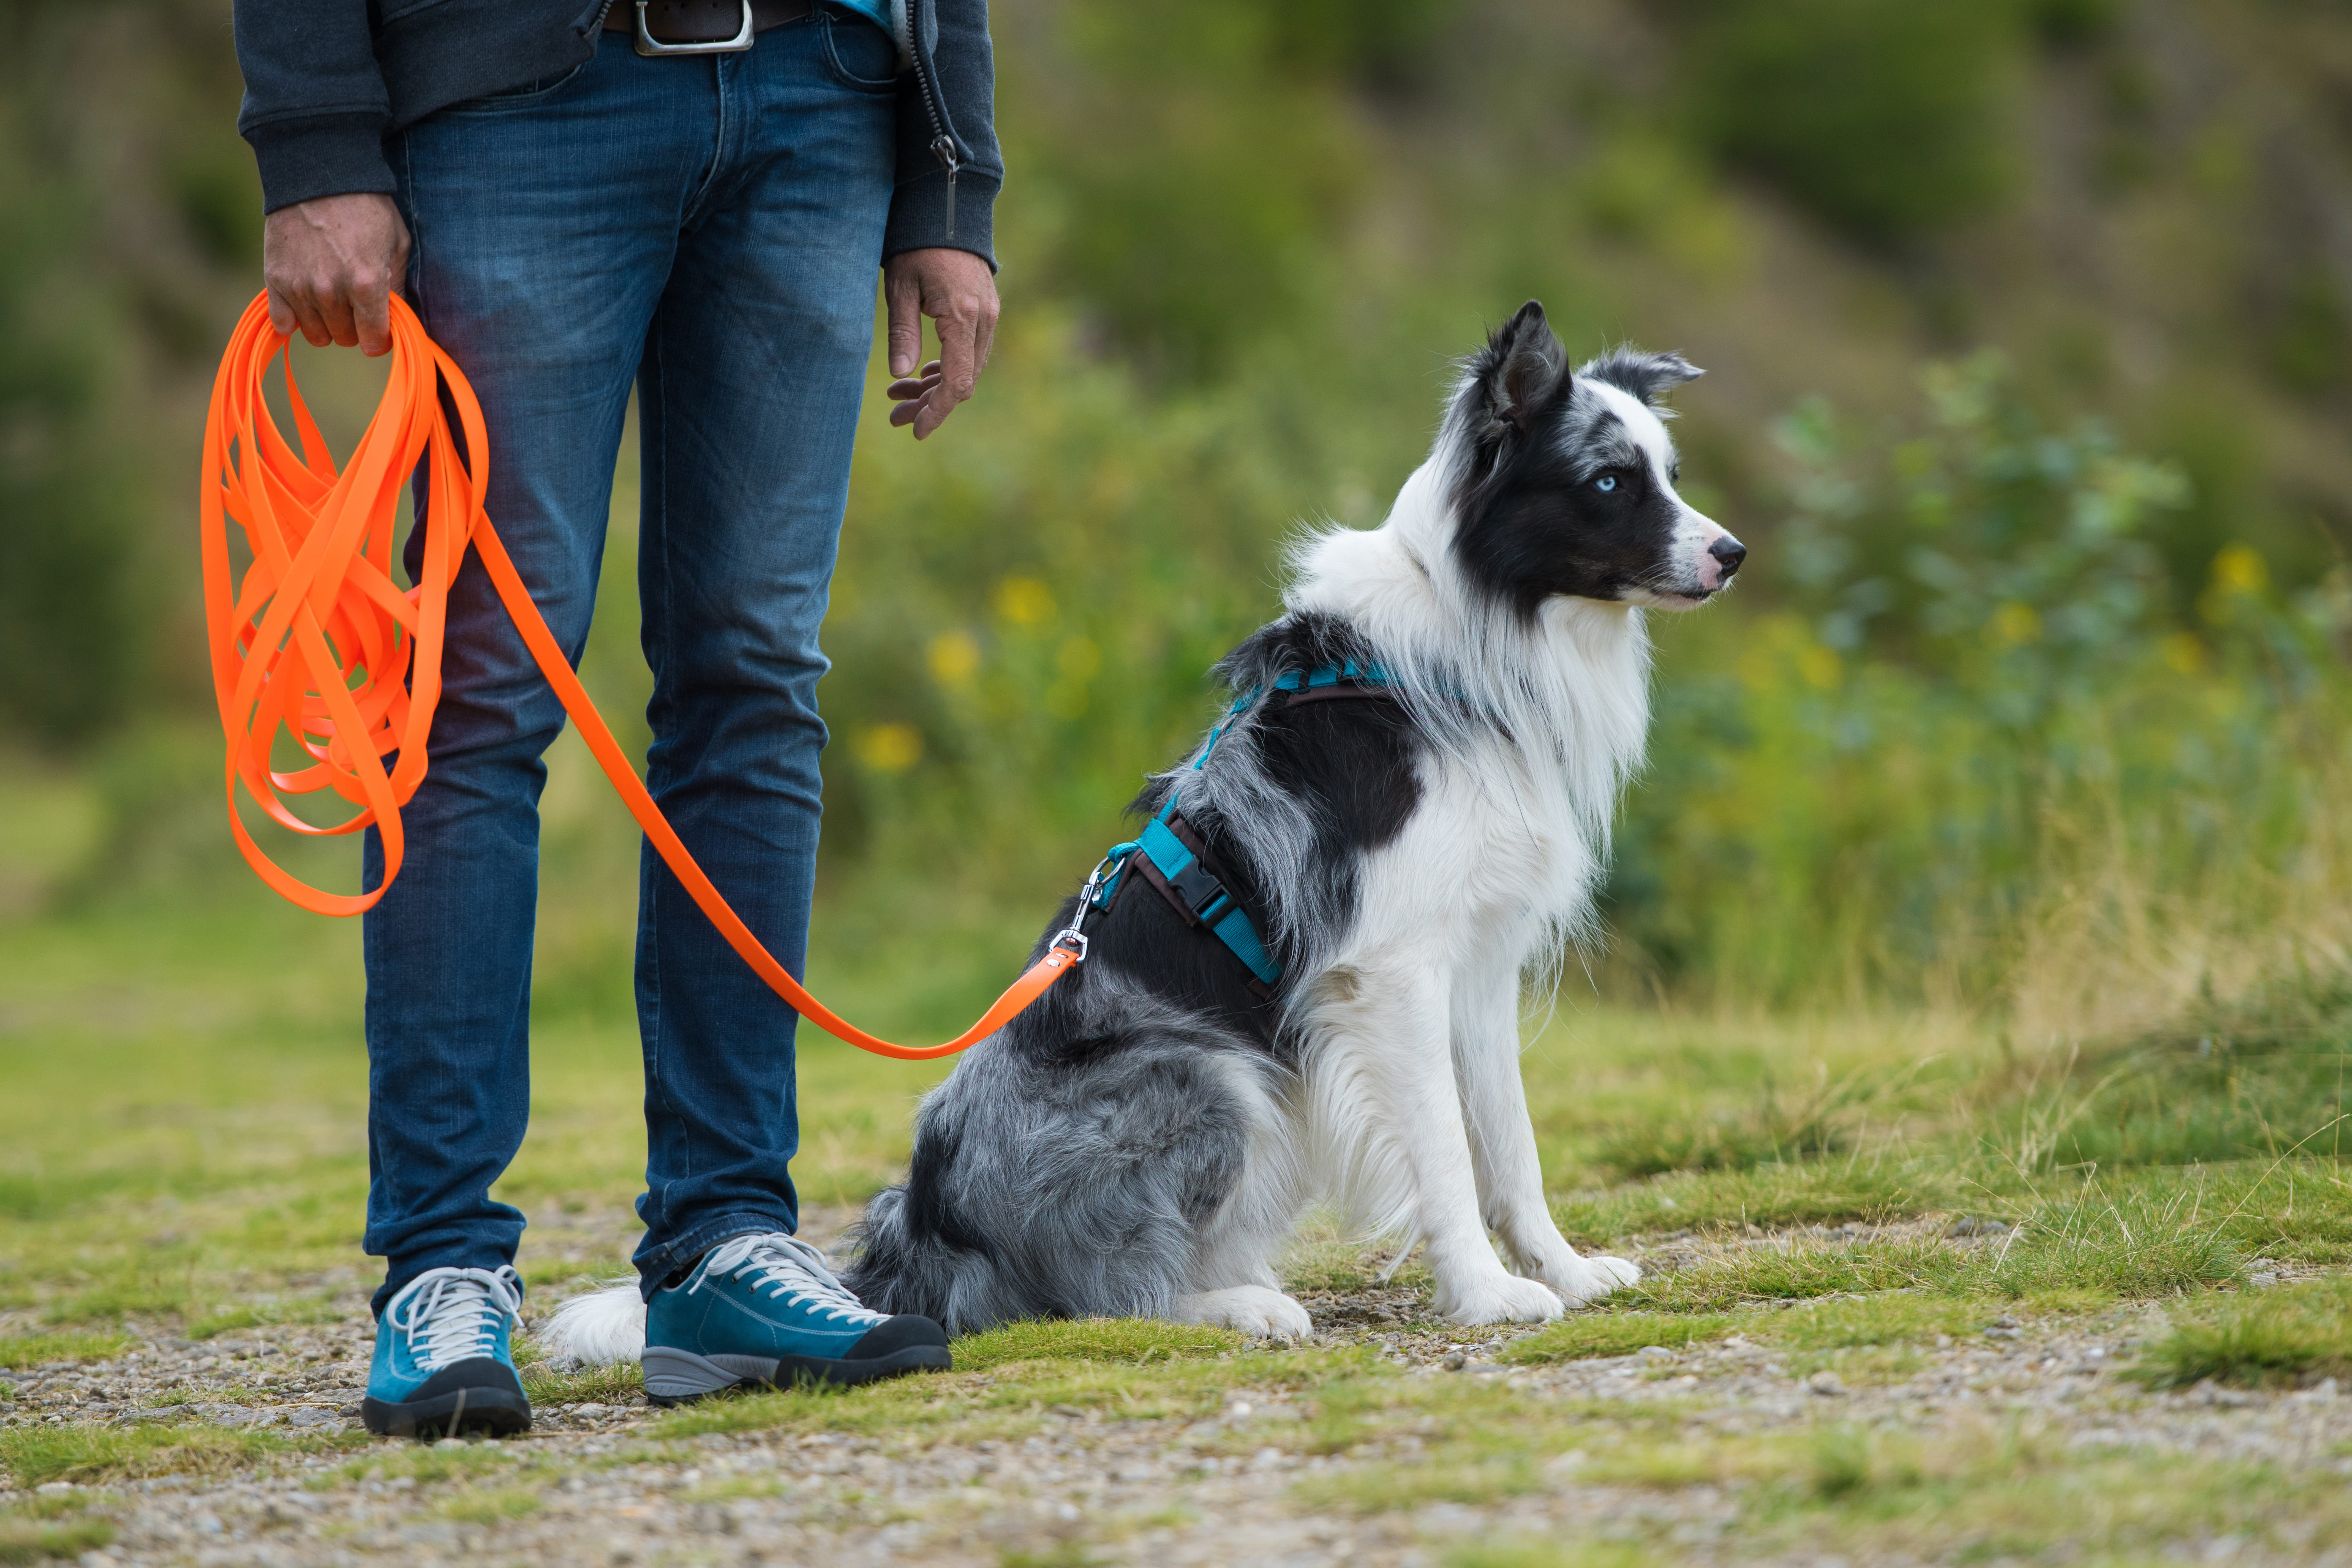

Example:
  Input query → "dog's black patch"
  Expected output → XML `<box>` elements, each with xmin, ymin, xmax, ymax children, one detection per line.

<box><xmin>1450</xmin><ymin>304</ymin><xmax>1701</xmax><ymax>619</ymax></box>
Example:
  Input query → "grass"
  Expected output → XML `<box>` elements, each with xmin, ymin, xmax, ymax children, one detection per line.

<box><xmin>1445</xmin><ymin>1545</ymin><xmax>1655</xmax><ymax>1568</ymax></box>
<box><xmin>949</xmin><ymin>1318</ymin><xmax>1244</xmax><ymax>1372</ymax></box>
<box><xmin>2130</xmin><ymin>1276</ymin><xmax>2352</xmax><ymax>1388</ymax></box>
<box><xmin>0</xmin><ymin>1423</ymin><xmax>367</xmax><ymax>1488</ymax></box>
<box><xmin>0</xmin><ymin>1515</ymin><xmax>114</xmax><ymax>1565</ymax></box>
<box><xmin>1500</xmin><ymin>1312</ymin><xmax>1742</xmax><ymax>1364</ymax></box>
<box><xmin>0</xmin><ymin>1333</ymin><xmax>127</xmax><ymax>1371</ymax></box>
<box><xmin>4</xmin><ymin>894</ymin><xmax>2352</xmax><ymax>1560</ymax></box>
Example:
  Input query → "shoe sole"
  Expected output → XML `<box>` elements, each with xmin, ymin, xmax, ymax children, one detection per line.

<box><xmin>360</xmin><ymin>1385</ymin><xmax>533</xmax><ymax>1439</ymax></box>
<box><xmin>642</xmin><ymin>1343</ymin><xmax>952</xmax><ymax>1405</ymax></box>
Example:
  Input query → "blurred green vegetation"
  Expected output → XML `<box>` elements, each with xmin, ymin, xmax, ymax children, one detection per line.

<box><xmin>3</xmin><ymin>0</ymin><xmax>2351</xmax><ymax>1040</ymax></box>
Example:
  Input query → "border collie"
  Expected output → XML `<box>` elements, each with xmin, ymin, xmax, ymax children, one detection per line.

<box><xmin>544</xmin><ymin>301</ymin><xmax>1742</xmax><ymax>1361</ymax></box>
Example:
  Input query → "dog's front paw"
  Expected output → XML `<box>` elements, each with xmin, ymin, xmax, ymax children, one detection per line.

<box><xmin>1437</xmin><ymin>1271</ymin><xmax>1567</xmax><ymax>1328</ymax></box>
<box><xmin>1520</xmin><ymin>1248</ymin><xmax>1642</xmax><ymax>1308</ymax></box>
<box><xmin>1547</xmin><ymin>1253</ymin><xmax>1640</xmax><ymax>1307</ymax></box>
<box><xmin>1173</xmin><ymin>1286</ymin><xmax>1315</xmax><ymax>1343</ymax></box>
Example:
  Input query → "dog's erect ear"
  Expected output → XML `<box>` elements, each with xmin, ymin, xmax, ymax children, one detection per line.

<box><xmin>1480</xmin><ymin>301</ymin><xmax>1569</xmax><ymax>434</ymax></box>
<box><xmin>1579</xmin><ymin>347</ymin><xmax>1704</xmax><ymax>408</ymax></box>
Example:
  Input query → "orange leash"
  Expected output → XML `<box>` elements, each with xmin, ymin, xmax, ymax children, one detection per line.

<box><xmin>200</xmin><ymin>292</ymin><xmax>1079</xmax><ymax>1060</ymax></box>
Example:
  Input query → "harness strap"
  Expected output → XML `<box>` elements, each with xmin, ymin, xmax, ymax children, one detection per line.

<box><xmin>1077</xmin><ymin>657</ymin><xmax>1395</xmax><ymax>995</ymax></box>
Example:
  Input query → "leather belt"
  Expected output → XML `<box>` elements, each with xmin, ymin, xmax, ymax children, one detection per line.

<box><xmin>605</xmin><ymin>0</ymin><xmax>816</xmax><ymax>55</ymax></box>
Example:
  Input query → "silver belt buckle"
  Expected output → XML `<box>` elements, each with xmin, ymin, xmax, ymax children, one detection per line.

<box><xmin>633</xmin><ymin>0</ymin><xmax>756</xmax><ymax>56</ymax></box>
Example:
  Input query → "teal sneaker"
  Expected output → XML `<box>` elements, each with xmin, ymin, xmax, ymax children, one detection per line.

<box><xmin>643</xmin><ymin>1233</ymin><xmax>949</xmax><ymax>1404</ymax></box>
<box><xmin>360</xmin><ymin>1265</ymin><xmax>531</xmax><ymax>1438</ymax></box>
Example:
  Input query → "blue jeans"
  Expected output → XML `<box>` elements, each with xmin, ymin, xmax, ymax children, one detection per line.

<box><xmin>359</xmin><ymin>11</ymin><xmax>902</xmax><ymax>1316</ymax></box>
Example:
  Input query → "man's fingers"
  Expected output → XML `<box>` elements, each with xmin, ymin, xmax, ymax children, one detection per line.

<box><xmin>935</xmin><ymin>301</ymin><xmax>979</xmax><ymax>404</ymax></box>
<box><xmin>265</xmin><ymin>288</ymin><xmax>297</xmax><ymax>339</ymax></box>
<box><xmin>354</xmin><ymin>281</ymin><xmax>394</xmax><ymax>358</ymax></box>
<box><xmin>314</xmin><ymin>285</ymin><xmax>361</xmax><ymax>349</ymax></box>
<box><xmin>885</xmin><ymin>273</ymin><xmax>924</xmax><ymax>379</ymax></box>
<box><xmin>886</xmin><ymin>363</ymin><xmax>945</xmax><ymax>402</ymax></box>
<box><xmin>973</xmin><ymin>298</ymin><xmax>999</xmax><ymax>377</ymax></box>
<box><xmin>286</xmin><ymin>289</ymin><xmax>333</xmax><ymax>348</ymax></box>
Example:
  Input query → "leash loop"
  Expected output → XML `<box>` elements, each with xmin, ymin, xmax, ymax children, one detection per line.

<box><xmin>201</xmin><ymin>292</ymin><xmax>1076</xmax><ymax>1060</ymax></box>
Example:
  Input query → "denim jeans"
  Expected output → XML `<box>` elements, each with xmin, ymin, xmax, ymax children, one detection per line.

<box><xmin>359</xmin><ymin>11</ymin><xmax>902</xmax><ymax>1316</ymax></box>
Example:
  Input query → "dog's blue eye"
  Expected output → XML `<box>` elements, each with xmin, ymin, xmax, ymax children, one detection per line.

<box><xmin>1595</xmin><ymin>475</ymin><xmax>1617</xmax><ymax>493</ymax></box>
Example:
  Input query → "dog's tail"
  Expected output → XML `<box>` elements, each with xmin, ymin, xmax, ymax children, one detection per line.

<box><xmin>536</xmin><ymin>1282</ymin><xmax>648</xmax><ymax>1367</ymax></box>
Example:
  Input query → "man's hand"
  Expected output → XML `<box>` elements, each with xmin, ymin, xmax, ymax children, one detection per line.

<box><xmin>882</xmin><ymin>247</ymin><xmax>999</xmax><ymax>440</ymax></box>
<box><xmin>262</xmin><ymin>193</ymin><xmax>412</xmax><ymax>357</ymax></box>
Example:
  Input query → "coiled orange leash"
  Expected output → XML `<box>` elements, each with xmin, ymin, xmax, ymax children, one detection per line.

<box><xmin>200</xmin><ymin>292</ymin><xmax>1079</xmax><ymax>1059</ymax></box>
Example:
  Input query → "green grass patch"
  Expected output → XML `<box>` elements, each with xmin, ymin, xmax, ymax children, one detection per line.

<box><xmin>1615</xmin><ymin>1239</ymin><xmax>1965</xmax><ymax>1313</ymax></box>
<box><xmin>2129</xmin><ymin>1276</ymin><xmax>2352</xmax><ymax>1389</ymax></box>
<box><xmin>1445</xmin><ymin>1543</ymin><xmax>1656</xmax><ymax>1568</ymax></box>
<box><xmin>949</xmin><ymin>1318</ymin><xmax>1243</xmax><ymax>1372</ymax></box>
<box><xmin>1553</xmin><ymin>1160</ymin><xmax>1951</xmax><ymax>1243</ymax></box>
<box><xmin>0</xmin><ymin>1422</ymin><xmax>365</xmax><ymax>1487</ymax></box>
<box><xmin>323</xmin><ymin>1443</ymin><xmax>536</xmax><ymax>1489</ymax></box>
<box><xmin>0</xmin><ymin>1514</ymin><xmax>115</xmax><ymax>1565</ymax></box>
<box><xmin>519</xmin><ymin>1361</ymin><xmax>644</xmax><ymax>1405</ymax></box>
<box><xmin>651</xmin><ymin>1344</ymin><xmax>1381</xmax><ymax>1446</ymax></box>
<box><xmin>1756</xmin><ymin>1293</ymin><xmax>1998</xmax><ymax>1350</ymax></box>
<box><xmin>1290</xmin><ymin>1456</ymin><xmax>1541</xmax><ymax>1514</ymax></box>
<box><xmin>434</xmin><ymin>1483</ymin><xmax>547</xmax><ymax>1524</ymax></box>
<box><xmin>185</xmin><ymin>1296</ymin><xmax>347</xmax><ymax>1340</ymax></box>
<box><xmin>997</xmin><ymin>1545</ymin><xmax>1112</xmax><ymax>1568</ymax></box>
<box><xmin>1500</xmin><ymin>1312</ymin><xmax>1743</xmax><ymax>1364</ymax></box>
<box><xmin>0</xmin><ymin>1332</ymin><xmax>127</xmax><ymax>1370</ymax></box>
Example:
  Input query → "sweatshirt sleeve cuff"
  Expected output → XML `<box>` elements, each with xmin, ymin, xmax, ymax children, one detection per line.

<box><xmin>246</xmin><ymin>112</ymin><xmax>398</xmax><ymax>214</ymax></box>
<box><xmin>883</xmin><ymin>168</ymin><xmax>1001</xmax><ymax>272</ymax></box>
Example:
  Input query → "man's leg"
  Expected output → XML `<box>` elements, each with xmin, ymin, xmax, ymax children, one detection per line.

<box><xmin>628</xmin><ymin>14</ymin><xmax>900</xmax><ymax>1290</ymax></box>
<box><xmin>362</xmin><ymin>44</ymin><xmax>707</xmax><ymax>1321</ymax></box>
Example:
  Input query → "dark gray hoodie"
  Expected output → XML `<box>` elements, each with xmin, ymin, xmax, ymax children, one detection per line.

<box><xmin>231</xmin><ymin>0</ymin><xmax>1002</xmax><ymax>267</ymax></box>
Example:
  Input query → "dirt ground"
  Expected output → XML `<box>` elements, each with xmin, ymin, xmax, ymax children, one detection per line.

<box><xmin>6</xmin><ymin>1205</ymin><xmax>2349</xmax><ymax>1568</ymax></box>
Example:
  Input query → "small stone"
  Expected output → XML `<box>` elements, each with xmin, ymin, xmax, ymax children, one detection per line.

<box><xmin>1443</xmin><ymin>1353</ymin><xmax>1467</xmax><ymax>1371</ymax></box>
<box><xmin>1048</xmin><ymin>1404</ymin><xmax>1086</xmax><ymax>1420</ymax></box>
<box><xmin>433</xmin><ymin>1437</ymin><xmax>466</xmax><ymax>1451</ymax></box>
<box><xmin>1636</xmin><ymin>1345</ymin><xmax>1677</xmax><ymax>1361</ymax></box>
<box><xmin>2248</xmin><ymin>1273</ymin><xmax>2280</xmax><ymax>1290</ymax></box>
<box><xmin>573</xmin><ymin>1403</ymin><xmax>609</xmax><ymax>1420</ymax></box>
<box><xmin>1983</xmin><ymin>1326</ymin><xmax>2021</xmax><ymax>1340</ymax></box>
<box><xmin>1806</xmin><ymin>1371</ymin><xmax>1847</xmax><ymax>1397</ymax></box>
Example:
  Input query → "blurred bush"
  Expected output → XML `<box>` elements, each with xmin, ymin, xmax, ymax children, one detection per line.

<box><xmin>1679</xmin><ymin>0</ymin><xmax>2020</xmax><ymax>242</ymax></box>
<box><xmin>8</xmin><ymin>0</ymin><xmax>2352</xmax><ymax>1031</ymax></box>
<box><xmin>1610</xmin><ymin>356</ymin><xmax>2352</xmax><ymax>1011</ymax></box>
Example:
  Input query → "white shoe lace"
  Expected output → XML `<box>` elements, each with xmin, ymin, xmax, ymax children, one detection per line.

<box><xmin>690</xmin><ymin>1233</ymin><xmax>886</xmax><ymax>1327</ymax></box>
<box><xmin>385</xmin><ymin>1265</ymin><xmax>523</xmax><ymax>1374</ymax></box>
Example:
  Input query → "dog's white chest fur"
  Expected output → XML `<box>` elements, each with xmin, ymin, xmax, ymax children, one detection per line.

<box><xmin>1290</xmin><ymin>457</ymin><xmax>1654</xmax><ymax>973</ymax></box>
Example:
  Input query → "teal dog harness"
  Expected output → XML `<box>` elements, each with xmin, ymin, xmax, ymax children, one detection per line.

<box><xmin>1065</xmin><ymin>660</ymin><xmax>1396</xmax><ymax>996</ymax></box>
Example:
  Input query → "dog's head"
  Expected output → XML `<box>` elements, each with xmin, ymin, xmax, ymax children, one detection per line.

<box><xmin>1444</xmin><ymin>301</ymin><xmax>1743</xmax><ymax>617</ymax></box>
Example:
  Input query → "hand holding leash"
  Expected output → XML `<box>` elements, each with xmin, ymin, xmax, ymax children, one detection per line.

<box><xmin>261</xmin><ymin>193</ymin><xmax>411</xmax><ymax>358</ymax></box>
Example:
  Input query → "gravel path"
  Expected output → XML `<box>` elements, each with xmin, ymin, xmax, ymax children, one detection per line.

<box><xmin>6</xmin><ymin>1212</ymin><xmax>2349</xmax><ymax>1567</ymax></box>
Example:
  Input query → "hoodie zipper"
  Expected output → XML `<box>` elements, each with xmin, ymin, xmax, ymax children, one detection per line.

<box><xmin>893</xmin><ymin>0</ymin><xmax>959</xmax><ymax>238</ymax></box>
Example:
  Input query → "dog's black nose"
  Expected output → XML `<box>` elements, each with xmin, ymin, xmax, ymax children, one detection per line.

<box><xmin>1710</xmin><ymin>536</ymin><xmax>1747</xmax><ymax>577</ymax></box>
